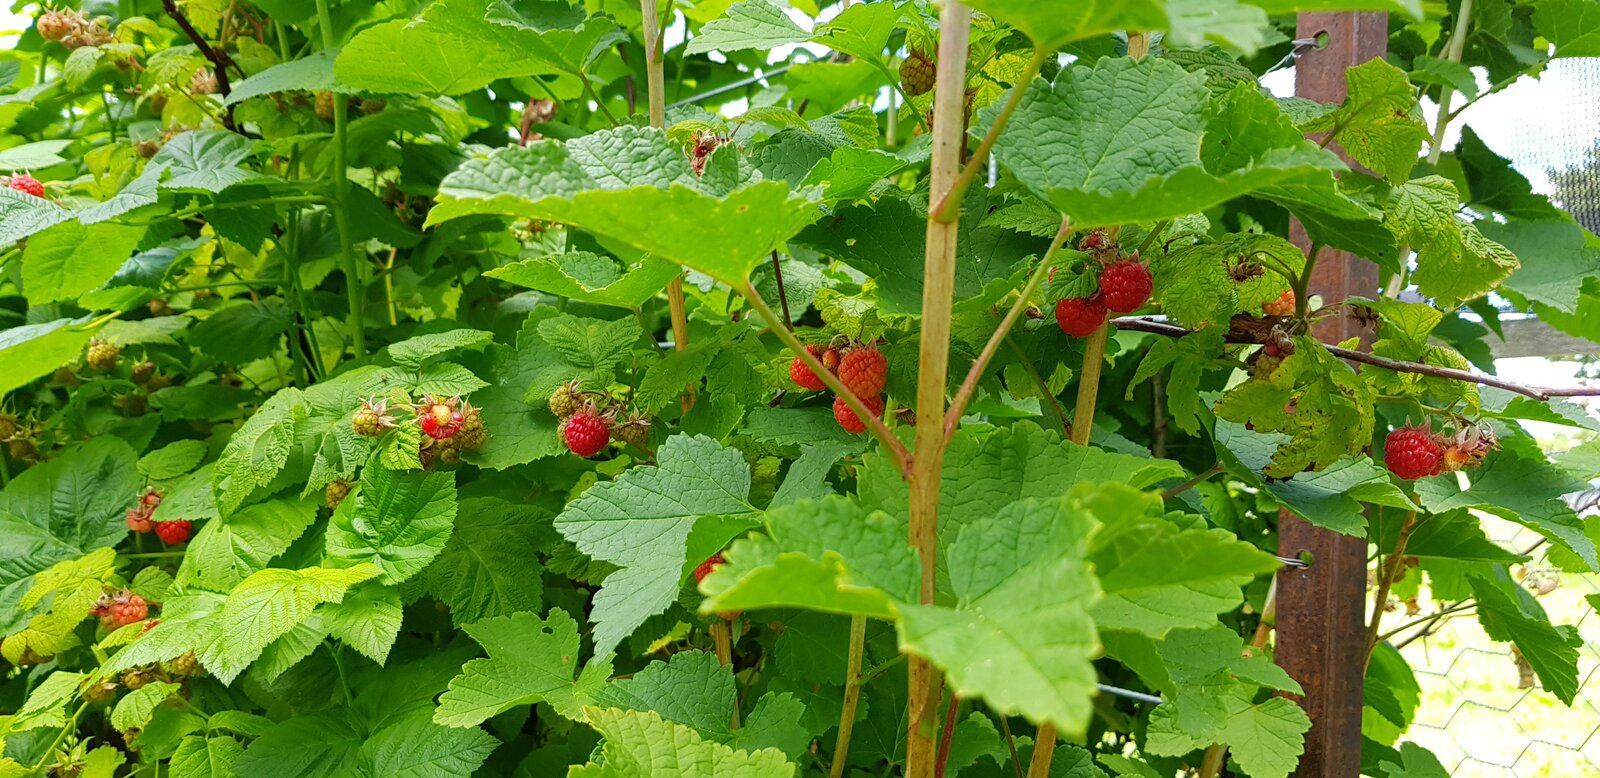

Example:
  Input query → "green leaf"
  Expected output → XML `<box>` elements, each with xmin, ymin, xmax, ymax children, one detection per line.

<box><xmin>1386</xmin><ymin>177</ymin><xmax>1518</xmax><ymax>306</ymax></box>
<box><xmin>0</xmin><ymin>140</ymin><xmax>71</xmax><ymax>169</ymax></box>
<box><xmin>770</xmin><ymin>443</ymin><xmax>849</xmax><ymax>507</ymax></box>
<box><xmin>810</xmin><ymin>0</ymin><xmax>901</xmax><ymax>62</ymax></box>
<box><xmin>1217</xmin><ymin>421</ymin><xmax>1411</xmax><ymax>536</ymax></box>
<box><xmin>0</xmin><ymin>188</ymin><xmax>72</xmax><ymax>245</ymax></box>
<box><xmin>231</xmin><ymin>714</ymin><xmax>361</xmax><ymax>777</ymax></box>
<box><xmin>801</xmin><ymin>147</ymin><xmax>908</xmax><ymax>201</ymax></box>
<box><xmin>387</xmin><ymin>329</ymin><xmax>494</xmax><ymax>369</ymax></box>
<box><xmin>429</xmin><ymin>127</ymin><xmax>821</xmax><ymax>286</ymax></box>
<box><xmin>1415</xmin><ymin>449</ymin><xmax>1598</xmax><ymax>570</ymax></box>
<box><xmin>597</xmin><ymin>651</ymin><xmax>738</xmax><ymax>737</ymax></box>
<box><xmin>859</xmin><ymin>422</ymin><xmax>1183</xmax><ymax>541</ymax></box>
<box><xmin>989</xmin><ymin>62</ymin><xmax>1348</xmax><ymax>229</ymax></box>
<box><xmin>1379</xmin><ymin>742</ymin><xmax>1450</xmax><ymax>778</ymax></box>
<box><xmin>1146</xmin><ymin>689</ymin><xmax>1310</xmax><ymax>778</ymax></box>
<box><xmin>22</xmin><ymin>221</ymin><xmax>146</xmax><ymax>305</ymax></box>
<box><xmin>326</xmin><ymin>465</ymin><xmax>457</xmax><ymax>585</ymax></box>
<box><xmin>419</xmin><ymin>498</ymin><xmax>548</xmax><ymax>625</ymax></box>
<box><xmin>685</xmin><ymin>0</ymin><xmax>811</xmax><ymax>54</ymax></box>
<box><xmin>1467</xmin><ymin>567</ymin><xmax>1582</xmax><ymax>704</ymax></box>
<box><xmin>0</xmin><ymin>436</ymin><xmax>139</xmax><ymax>555</ymax></box>
<box><xmin>336</xmin><ymin>0</ymin><xmax>621</xmax><ymax>94</ymax></box>
<box><xmin>322</xmin><ymin>583</ymin><xmax>403</xmax><ymax>664</ymax></box>
<box><xmin>178</xmin><ymin>498</ymin><xmax>318</xmax><ymax>591</ymax></box>
<box><xmin>111</xmin><ymin>681</ymin><xmax>181</xmax><ymax>732</ymax></box>
<box><xmin>898</xmin><ymin>497</ymin><xmax>1100</xmax><ymax>736</ymax></box>
<box><xmin>537</xmin><ymin>315</ymin><xmax>640</xmax><ymax>375</ymax></box>
<box><xmin>190</xmin><ymin>566</ymin><xmax>378</xmax><ymax>684</ymax></box>
<box><xmin>435</xmin><ymin>609</ymin><xmax>606</xmax><ymax>726</ymax></box>
<box><xmin>961</xmin><ymin>0</ymin><xmax>1168</xmax><ymax>48</ymax></box>
<box><xmin>486</xmin><ymin>252</ymin><xmax>682</xmax><ymax>309</ymax></box>
<box><xmin>1454</xmin><ymin>129</ymin><xmax>1563</xmax><ymax>221</ymax></box>
<box><xmin>571</xmin><ymin>707</ymin><xmax>796</xmax><ymax>777</ymax></box>
<box><xmin>1301</xmin><ymin>59</ymin><xmax>1426</xmax><ymax>182</ymax></box>
<box><xmin>1534</xmin><ymin>0</ymin><xmax>1600</xmax><ymax>57</ymax></box>
<box><xmin>1213</xmin><ymin>339</ymin><xmax>1375</xmax><ymax>478</ymax></box>
<box><xmin>212</xmin><ymin>388</ymin><xmax>305</xmax><ymax>516</ymax></box>
<box><xmin>224</xmin><ymin>50</ymin><xmax>349</xmax><ymax>106</ymax></box>
<box><xmin>1106</xmin><ymin>626</ymin><xmax>1299</xmax><ymax>739</ymax></box>
<box><xmin>555</xmin><ymin>434</ymin><xmax>758</xmax><ymax>656</ymax></box>
<box><xmin>151</xmin><ymin>131</ymin><xmax>267</xmax><ymax>192</ymax></box>
<box><xmin>1085</xmin><ymin>484</ymin><xmax>1281</xmax><ymax>635</ymax></box>
<box><xmin>188</xmin><ymin>299</ymin><xmax>295</xmax><ymax>363</ymax></box>
<box><xmin>1155</xmin><ymin>234</ymin><xmax>1300</xmax><ymax>329</ymax></box>
<box><xmin>1407</xmin><ymin>56</ymin><xmax>1478</xmax><ymax>99</ymax></box>
<box><xmin>11</xmin><ymin>671</ymin><xmax>87</xmax><ymax>731</ymax></box>
<box><xmin>1485</xmin><ymin>219</ymin><xmax>1600</xmax><ymax>314</ymax></box>
<box><xmin>168</xmin><ymin>736</ymin><xmax>245</xmax><ymax>778</ymax></box>
<box><xmin>139</xmin><ymin>440</ymin><xmax>209</xmax><ymax>481</ymax></box>
<box><xmin>700</xmin><ymin>496</ymin><xmax>918</xmax><ymax>619</ymax></box>
<box><xmin>791</xmin><ymin>191</ymin><xmax>1037</xmax><ymax>315</ymax></box>
<box><xmin>0</xmin><ymin>318</ymin><xmax>101</xmax><ymax>398</ymax></box>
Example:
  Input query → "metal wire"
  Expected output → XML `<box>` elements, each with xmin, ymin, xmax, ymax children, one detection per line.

<box><xmin>1097</xmin><ymin>683</ymin><xmax>1164</xmax><ymax>705</ymax></box>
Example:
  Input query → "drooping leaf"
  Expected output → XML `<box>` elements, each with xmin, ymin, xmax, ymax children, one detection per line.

<box><xmin>435</xmin><ymin>609</ymin><xmax>608</xmax><ymax>726</ymax></box>
<box><xmin>554</xmin><ymin>434</ymin><xmax>758</xmax><ymax>656</ymax></box>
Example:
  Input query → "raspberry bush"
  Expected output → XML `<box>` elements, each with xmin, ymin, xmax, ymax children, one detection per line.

<box><xmin>2</xmin><ymin>1</ymin><xmax>1598</xmax><ymax>777</ymax></box>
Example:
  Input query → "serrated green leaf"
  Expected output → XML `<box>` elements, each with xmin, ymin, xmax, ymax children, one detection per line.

<box><xmin>224</xmin><ymin>50</ymin><xmax>349</xmax><ymax>105</ymax></box>
<box><xmin>555</xmin><ymin>434</ymin><xmax>757</xmax><ymax>655</ymax></box>
<box><xmin>1386</xmin><ymin>177</ymin><xmax>1518</xmax><ymax>306</ymax></box>
<box><xmin>1467</xmin><ymin>567</ymin><xmax>1582</xmax><ymax>704</ymax></box>
<box><xmin>193</xmin><ymin>566</ymin><xmax>378</xmax><ymax>684</ymax></box>
<box><xmin>0</xmin><ymin>140</ymin><xmax>71</xmax><ymax>169</ymax></box>
<box><xmin>572</xmin><ymin>707</ymin><xmax>796</xmax><ymax>777</ymax></box>
<box><xmin>1535</xmin><ymin>0</ymin><xmax>1600</xmax><ymax>57</ymax></box>
<box><xmin>435</xmin><ymin>609</ymin><xmax>605</xmax><ymax>726</ymax></box>
<box><xmin>898</xmin><ymin>497</ymin><xmax>1100</xmax><ymax>736</ymax></box>
<box><xmin>327</xmin><ymin>465</ymin><xmax>457</xmax><ymax>585</ymax></box>
<box><xmin>212</xmin><ymin>388</ymin><xmax>305</xmax><ymax>516</ymax></box>
<box><xmin>168</xmin><ymin>736</ymin><xmax>244</xmax><ymax>778</ymax></box>
<box><xmin>151</xmin><ymin>131</ymin><xmax>267</xmax><ymax>192</ymax></box>
<box><xmin>1415</xmin><ymin>449</ymin><xmax>1598</xmax><ymax>570</ymax></box>
<box><xmin>22</xmin><ymin>221</ymin><xmax>146</xmax><ymax>305</ymax></box>
<box><xmin>685</xmin><ymin>0</ymin><xmax>810</xmax><ymax>54</ymax></box>
<box><xmin>1485</xmin><ymin>219</ymin><xmax>1600</xmax><ymax>314</ymax></box>
<box><xmin>1301</xmin><ymin>59</ymin><xmax>1426</xmax><ymax>182</ymax></box>
<box><xmin>429</xmin><ymin>127</ymin><xmax>821</xmax><ymax>285</ymax></box>
<box><xmin>0</xmin><ymin>188</ymin><xmax>72</xmax><ymax>245</ymax></box>
<box><xmin>178</xmin><ymin>498</ymin><xmax>317</xmax><ymax>591</ymax></box>
<box><xmin>111</xmin><ymin>681</ymin><xmax>181</xmax><ymax>732</ymax></box>
<box><xmin>420</xmin><ymin>498</ymin><xmax>548</xmax><ymax>625</ymax></box>
<box><xmin>1146</xmin><ymin>689</ymin><xmax>1309</xmax><ymax>778</ymax></box>
<box><xmin>487</xmin><ymin>252</ymin><xmax>682</xmax><ymax>309</ymax></box>
<box><xmin>0</xmin><ymin>317</ymin><xmax>101</xmax><ymax>398</ymax></box>
<box><xmin>387</xmin><ymin>329</ymin><xmax>494</xmax><ymax>369</ymax></box>
<box><xmin>700</xmin><ymin>496</ymin><xmax>918</xmax><ymax>619</ymax></box>
<box><xmin>990</xmin><ymin>63</ymin><xmax>1348</xmax><ymax>229</ymax></box>
<box><xmin>11</xmin><ymin>671</ymin><xmax>86</xmax><ymax>731</ymax></box>
<box><xmin>139</xmin><ymin>440</ymin><xmax>209</xmax><ymax>481</ymax></box>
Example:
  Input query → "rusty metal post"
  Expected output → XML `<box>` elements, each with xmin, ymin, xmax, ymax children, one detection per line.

<box><xmin>1277</xmin><ymin>11</ymin><xmax>1387</xmax><ymax>778</ymax></box>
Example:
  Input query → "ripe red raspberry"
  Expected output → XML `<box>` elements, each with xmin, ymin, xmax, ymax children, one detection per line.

<box><xmin>833</xmin><ymin>394</ymin><xmax>885</xmax><ymax>434</ymax></box>
<box><xmin>899</xmin><ymin>49</ymin><xmax>936</xmax><ymax>97</ymax></box>
<box><xmin>1054</xmin><ymin>297</ymin><xmax>1105</xmax><ymax>338</ymax></box>
<box><xmin>838</xmin><ymin>346</ymin><xmax>887</xmax><ymax>397</ymax></box>
<box><xmin>693</xmin><ymin>553</ymin><xmax>726</xmax><ymax>585</ymax></box>
<box><xmin>7</xmin><ymin>174</ymin><xmax>44</xmax><ymax>198</ymax></box>
<box><xmin>1384</xmin><ymin>424</ymin><xmax>1444</xmax><ymax>480</ymax></box>
<box><xmin>154</xmin><ymin>519</ymin><xmax>192</xmax><ymax>544</ymax></box>
<box><xmin>104</xmin><ymin>592</ymin><xmax>148</xmax><ymax>629</ymax></box>
<box><xmin>790</xmin><ymin>345</ymin><xmax>827</xmax><ymax>391</ymax></box>
<box><xmin>1080</xmin><ymin>230</ymin><xmax>1108</xmax><ymax>251</ymax></box>
<box><xmin>1098</xmin><ymin>258</ymin><xmax>1152</xmax><ymax>313</ymax></box>
<box><xmin>562</xmin><ymin>409</ymin><xmax>611</xmax><ymax>457</ymax></box>
<box><xmin>1264</xmin><ymin>289</ymin><xmax>1295</xmax><ymax>317</ymax></box>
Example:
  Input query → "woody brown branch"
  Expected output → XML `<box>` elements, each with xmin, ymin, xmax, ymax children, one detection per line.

<box><xmin>1110</xmin><ymin>317</ymin><xmax>1600</xmax><ymax>402</ymax></box>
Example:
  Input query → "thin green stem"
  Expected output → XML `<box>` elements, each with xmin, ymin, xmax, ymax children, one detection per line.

<box><xmin>315</xmin><ymin>0</ymin><xmax>366</xmax><ymax>359</ymax></box>
<box><xmin>31</xmin><ymin>702</ymin><xmax>89</xmax><ymax>770</ymax></box>
<box><xmin>1003</xmin><ymin>335</ymin><xmax>1070</xmax><ymax>439</ymax></box>
<box><xmin>932</xmin><ymin>47</ymin><xmax>1048</xmax><ymax>223</ymax></box>
<box><xmin>579</xmin><ymin>70</ymin><xmax>621</xmax><ymax>126</ymax></box>
<box><xmin>119</xmin><ymin>551</ymin><xmax>188</xmax><ymax>560</ymax></box>
<box><xmin>741</xmin><ymin>282</ymin><xmax>910</xmax><ymax>471</ymax></box>
<box><xmin>1159</xmin><ymin>463</ymin><xmax>1224</xmax><ymax>500</ymax></box>
<box><xmin>829</xmin><ymin>615</ymin><xmax>868</xmax><ymax>778</ymax></box>
<box><xmin>1135</xmin><ymin>219</ymin><xmax>1168</xmax><ymax>256</ymax></box>
<box><xmin>327</xmin><ymin>641</ymin><xmax>354</xmax><ymax>706</ymax></box>
<box><xmin>944</xmin><ymin>217</ymin><xmax>1072</xmax><ymax>438</ymax></box>
<box><xmin>1426</xmin><ymin>0</ymin><xmax>1475</xmax><ymax>165</ymax></box>
<box><xmin>1292</xmin><ymin>244</ymin><xmax>1319</xmax><ymax>321</ymax></box>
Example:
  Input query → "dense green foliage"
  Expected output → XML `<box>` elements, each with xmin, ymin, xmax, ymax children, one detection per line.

<box><xmin>2</xmin><ymin>0</ymin><xmax>1599</xmax><ymax>776</ymax></box>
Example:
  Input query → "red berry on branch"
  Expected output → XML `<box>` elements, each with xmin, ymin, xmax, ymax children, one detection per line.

<box><xmin>1098</xmin><ymin>258</ymin><xmax>1153</xmax><ymax>313</ymax></box>
<box><xmin>562</xmin><ymin>408</ymin><xmax>611</xmax><ymax>457</ymax></box>
<box><xmin>822</xmin><ymin>347</ymin><xmax>842</xmax><ymax>373</ymax></box>
<box><xmin>1384</xmin><ymin>424</ymin><xmax>1444</xmax><ymax>481</ymax></box>
<box><xmin>838</xmin><ymin>345</ymin><xmax>887</xmax><ymax>397</ymax></box>
<box><xmin>7</xmin><ymin>174</ymin><xmax>45</xmax><ymax>198</ymax></box>
<box><xmin>1054</xmin><ymin>297</ymin><xmax>1105</xmax><ymax>338</ymax></box>
<box><xmin>693</xmin><ymin>553</ymin><xmax>726</xmax><ymax>585</ymax></box>
<box><xmin>154</xmin><ymin>519</ymin><xmax>192</xmax><ymax>545</ymax></box>
<box><xmin>833</xmin><ymin>394</ymin><xmax>884</xmax><ymax>434</ymax></box>
<box><xmin>126</xmin><ymin>509</ymin><xmax>153</xmax><ymax>533</ymax></box>
<box><xmin>790</xmin><ymin>345</ymin><xmax>827</xmax><ymax>391</ymax></box>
